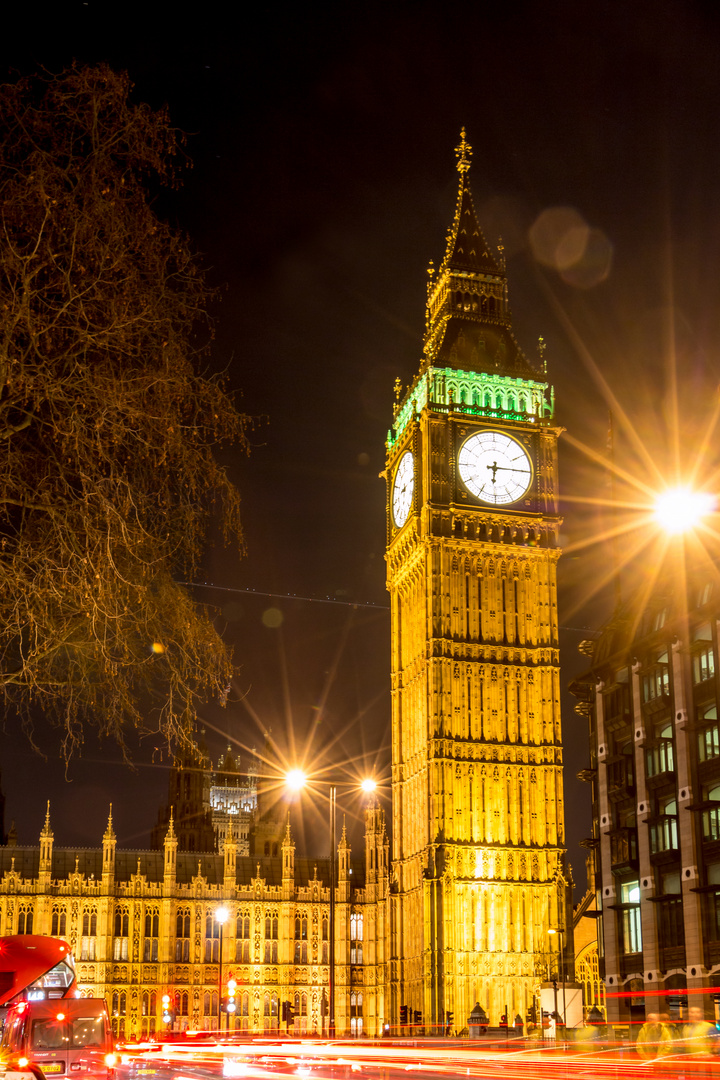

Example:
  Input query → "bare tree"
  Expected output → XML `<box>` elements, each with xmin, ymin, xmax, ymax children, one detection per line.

<box><xmin>0</xmin><ymin>64</ymin><xmax>247</xmax><ymax>758</ymax></box>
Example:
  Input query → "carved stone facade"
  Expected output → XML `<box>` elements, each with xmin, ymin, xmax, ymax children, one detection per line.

<box><xmin>151</xmin><ymin>743</ymin><xmax>259</xmax><ymax>856</ymax></box>
<box><xmin>0</xmin><ymin>804</ymin><xmax>389</xmax><ymax>1038</ymax></box>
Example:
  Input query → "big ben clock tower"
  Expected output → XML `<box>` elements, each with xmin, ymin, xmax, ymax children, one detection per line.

<box><xmin>385</xmin><ymin>132</ymin><xmax>565</xmax><ymax>1031</ymax></box>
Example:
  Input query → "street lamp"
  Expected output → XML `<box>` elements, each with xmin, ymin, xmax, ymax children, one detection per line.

<box><xmin>216</xmin><ymin>905</ymin><xmax>229</xmax><ymax>1033</ymax></box>
<box><xmin>547</xmin><ymin>927</ymin><xmax>567</xmax><ymax>1035</ymax></box>
<box><xmin>653</xmin><ymin>487</ymin><xmax>715</xmax><ymax>536</ymax></box>
<box><xmin>285</xmin><ymin>771</ymin><xmax>379</xmax><ymax>1038</ymax></box>
<box><xmin>286</xmin><ymin>769</ymin><xmax>307</xmax><ymax>792</ymax></box>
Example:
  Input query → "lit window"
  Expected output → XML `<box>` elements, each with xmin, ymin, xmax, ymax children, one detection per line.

<box><xmin>698</xmin><ymin>705</ymin><xmax>719</xmax><ymax>762</ymax></box>
<box><xmin>642</xmin><ymin>652</ymin><xmax>669</xmax><ymax>703</ymax></box>
<box><xmin>620</xmin><ymin>881</ymin><xmax>642</xmax><ymax>953</ymax></box>
<box><xmin>694</xmin><ymin>645</ymin><xmax>715</xmax><ymax>685</ymax></box>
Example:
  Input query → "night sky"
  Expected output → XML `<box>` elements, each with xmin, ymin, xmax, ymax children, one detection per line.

<box><xmin>3</xmin><ymin>0</ymin><xmax>720</xmax><ymax>892</ymax></box>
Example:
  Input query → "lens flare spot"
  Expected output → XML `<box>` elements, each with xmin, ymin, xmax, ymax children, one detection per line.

<box><xmin>560</xmin><ymin>227</ymin><xmax>613</xmax><ymax>288</ymax></box>
<box><xmin>262</xmin><ymin>607</ymin><xmax>283</xmax><ymax>628</ymax></box>
<box><xmin>654</xmin><ymin>488</ymin><xmax>716</xmax><ymax>534</ymax></box>
<box><xmin>529</xmin><ymin>207</ymin><xmax>588</xmax><ymax>269</ymax></box>
<box><xmin>555</xmin><ymin>223</ymin><xmax>590</xmax><ymax>270</ymax></box>
<box><xmin>151</xmin><ymin>642</ymin><xmax>165</xmax><ymax>654</ymax></box>
<box><xmin>530</xmin><ymin>208</ymin><xmax>613</xmax><ymax>288</ymax></box>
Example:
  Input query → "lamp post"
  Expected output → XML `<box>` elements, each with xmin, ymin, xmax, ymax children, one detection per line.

<box><xmin>286</xmin><ymin>771</ymin><xmax>377</xmax><ymax>1039</ymax></box>
<box><xmin>329</xmin><ymin>783</ymin><xmax>336</xmax><ymax>1038</ymax></box>
<box><xmin>548</xmin><ymin>927</ymin><xmax>566</xmax><ymax>1035</ymax></box>
<box><xmin>216</xmin><ymin>905</ymin><xmax>229</xmax><ymax>1033</ymax></box>
<box><xmin>653</xmin><ymin>488</ymin><xmax>715</xmax><ymax>536</ymax></box>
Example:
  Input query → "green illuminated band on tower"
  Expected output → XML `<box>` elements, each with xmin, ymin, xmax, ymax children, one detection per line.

<box><xmin>387</xmin><ymin>366</ymin><xmax>553</xmax><ymax>449</ymax></box>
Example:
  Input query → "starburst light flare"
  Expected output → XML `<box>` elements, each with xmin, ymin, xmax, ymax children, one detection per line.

<box><xmin>654</xmin><ymin>488</ymin><xmax>716</xmax><ymax>535</ymax></box>
<box><xmin>285</xmin><ymin>768</ymin><xmax>307</xmax><ymax>792</ymax></box>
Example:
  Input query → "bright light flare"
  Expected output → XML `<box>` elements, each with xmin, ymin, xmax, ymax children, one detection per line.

<box><xmin>654</xmin><ymin>487</ymin><xmax>716</xmax><ymax>535</ymax></box>
<box><xmin>285</xmin><ymin>769</ymin><xmax>307</xmax><ymax>792</ymax></box>
<box><xmin>215</xmin><ymin>905</ymin><xmax>230</xmax><ymax>925</ymax></box>
<box><xmin>360</xmin><ymin>778</ymin><xmax>377</xmax><ymax>794</ymax></box>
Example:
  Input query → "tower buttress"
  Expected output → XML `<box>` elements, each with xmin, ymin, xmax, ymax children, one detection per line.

<box><xmin>102</xmin><ymin>804</ymin><xmax>116</xmax><ymax>885</ymax></box>
<box><xmin>338</xmin><ymin>820</ymin><xmax>350</xmax><ymax>903</ymax></box>
<box><xmin>163</xmin><ymin>809</ymin><xmax>177</xmax><ymax>888</ymax></box>
<box><xmin>223</xmin><ymin>819</ymin><xmax>237</xmax><ymax>892</ymax></box>
<box><xmin>365</xmin><ymin>803</ymin><xmax>377</xmax><ymax>886</ymax></box>
<box><xmin>39</xmin><ymin>802</ymin><xmax>53</xmax><ymax>881</ymax></box>
<box><xmin>282</xmin><ymin>816</ymin><xmax>295</xmax><ymax>900</ymax></box>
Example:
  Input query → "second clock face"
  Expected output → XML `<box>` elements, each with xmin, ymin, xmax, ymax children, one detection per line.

<box><xmin>458</xmin><ymin>431</ymin><xmax>532</xmax><ymax>505</ymax></box>
<box><xmin>392</xmin><ymin>451</ymin><xmax>414</xmax><ymax>527</ymax></box>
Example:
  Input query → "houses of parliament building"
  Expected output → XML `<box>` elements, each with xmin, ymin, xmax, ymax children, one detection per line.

<box><xmin>0</xmin><ymin>135</ymin><xmax>595</xmax><ymax>1038</ymax></box>
<box><xmin>0</xmin><ymin>743</ymin><xmax>390</xmax><ymax>1039</ymax></box>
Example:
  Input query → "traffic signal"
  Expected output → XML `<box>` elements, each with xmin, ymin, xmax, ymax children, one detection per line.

<box><xmin>445</xmin><ymin>1011</ymin><xmax>453</xmax><ymax>1034</ymax></box>
<box><xmin>282</xmin><ymin>1000</ymin><xmax>295</xmax><ymax>1026</ymax></box>
<box><xmin>226</xmin><ymin>979</ymin><xmax>237</xmax><ymax>1014</ymax></box>
<box><xmin>399</xmin><ymin>1005</ymin><xmax>408</xmax><ymax>1026</ymax></box>
<box><xmin>413</xmin><ymin>1010</ymin><xmax>422</xmax><ymax>1026</ymax></box>
<box><xmin>161</xmin><ymin>993</ymin><xmax>174</xmax><ymax>1026</ymax></box>
<box><xmin>500</xmin><ymin>1013</ymin><xmax>507</xmax><ymax>1027</ymax></box>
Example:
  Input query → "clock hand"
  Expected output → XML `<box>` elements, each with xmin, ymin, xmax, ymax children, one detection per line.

<box><xmin>489</xmin><ymin>464</ymin><xmax>531</xmax><ymax>474</ymax></box>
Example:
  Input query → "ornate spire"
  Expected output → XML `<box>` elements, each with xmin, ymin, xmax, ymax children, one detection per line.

<box><xmin>438</xmin><ymin>128</ymin><xmax>501</xmax><ymax>282</ymax></box>
<box><xmin>454</xmin><ymin>127</ymin><xmax>472</xmax><ymax>175</ymax></box>
<box><xmin>40</xmin><ymin>801</ymin><xmax>53</xmax><ymax>839</ymax></box>
<box><xmin>422</xmin><ymin>130</ymin><xmax>539</xmax><ymax>381</ymax></box>
<box><xmin>39</xmin><ymin>801</ymin><xmax>54</xmax><ymax>872</ymax></box>
<box><xmin>283</xmin><ymin>813</ymin><xmax>293</xmax><ymax>843</ymax></box>
<box><xmin>103</xmin><ymin>804</ymin><xmax>116</xmax><ymax>843</ymax></box>
<box><xmin>163</xmin><ymin>807</ymin><xmax>177</xmax><ymax>880</ymax></box>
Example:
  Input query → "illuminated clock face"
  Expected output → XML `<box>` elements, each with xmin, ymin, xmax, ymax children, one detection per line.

<box><xmin>392</xmin><ymin>451</ymin><xmax>414</xmax><ymax>527</ymax></box>
<box><xmin>458</xmin><ymin>431</ymin><xmax>532</xmax><ymax>505</ymax></box>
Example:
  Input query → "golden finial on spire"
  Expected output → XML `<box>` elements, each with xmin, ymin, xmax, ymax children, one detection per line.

<box><xmin>104</xmin><ymin>804</ymin><xmax>115</xmax><ymax>843</ymax></box>
<box><xmin>41</xmin><ymin>801</ymin><xmax>53</xmax><ymax>837</ymax></box>
<box><xmin>455</xmin><ymin>127</ymin><xmax>472</xmax><ymax>175</ymax></box>
<box><xmin>538</xmin><ymin>336</ymin><xmax>547</xmax><ymax>374</ymax></box>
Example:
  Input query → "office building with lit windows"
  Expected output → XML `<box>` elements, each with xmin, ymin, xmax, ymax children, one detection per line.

<box><xmin>572</xmin><ymin>556</ymin><xmax>720</xmax><ymax>1023</ymax></box>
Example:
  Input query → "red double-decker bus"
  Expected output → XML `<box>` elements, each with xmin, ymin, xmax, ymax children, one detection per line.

<box><xmin>0</xmin><ymin>937</ymin><xmax>76</xmax><ymax>1019</ymax></box>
